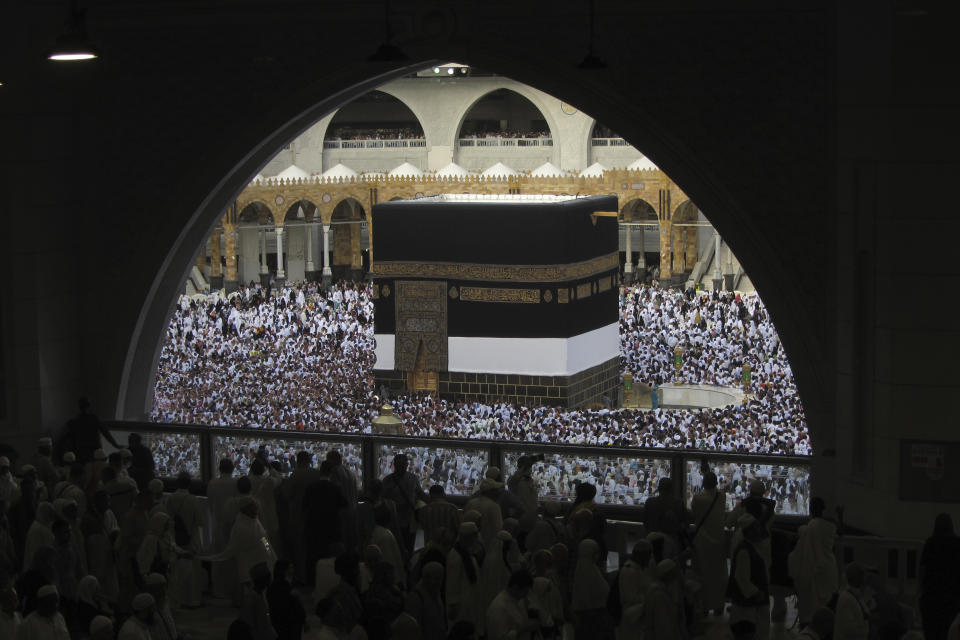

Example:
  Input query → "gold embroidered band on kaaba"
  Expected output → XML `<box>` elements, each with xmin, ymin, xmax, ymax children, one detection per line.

<box><xmin>460</xmin><ymin>287</ymin><xmax>540</xmax><ymax>304</ymax></box>
<box><xmin>370</xmin><ymin>252</ymin><xmax>618</xmax><ymax>283</ymax></box>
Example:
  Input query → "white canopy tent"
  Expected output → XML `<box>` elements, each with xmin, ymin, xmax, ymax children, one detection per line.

<box><xmin>579</xmin><ymin>162</ymin><xmax>607</xmax><ymax>178</ymax></box>
<box><xmin>481</xmin><ymin>162</ymin><xmax>519</xmax><ymax>178</ymax></box>
<box><xmin>436</xmin><ymin>162</ymin><xmax>471</xmax><ymax>178</ymax></box>
<box><xmin>530</xmin><ymin>162</ymin><xmax>565</xmax><ymax>177</ymax></box>
<box><xmin>388</xmin><ymin>162</ymin><xmax>424</xmax><ymax>177</ymax></box>
<box><xmin>321</xmin><ymin>163</ymin><xmax>359</xmax><ymax>180</ymax></box>
<box><xmin>627</xmin><ymin>156</ymin><xmax>659</xmax><ymax>171</ymax></box>
<box><xmin>274</xmin><ymin>164</ymin><xmax>310</xmax><ymax>180</ymax></box>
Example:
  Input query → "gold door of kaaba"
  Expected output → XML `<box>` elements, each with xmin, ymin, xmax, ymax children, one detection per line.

<box><xmin>394</xmin><ymin>280</ymin><xmax>447</xmax><ymax>394</ymax></box>
<box><xmin>407</xmin><ymin>340</ymin><xmax>439</xmax><ymax>394</ymax></box>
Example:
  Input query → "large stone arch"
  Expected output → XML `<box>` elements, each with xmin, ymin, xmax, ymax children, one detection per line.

<box><xmin>324</xmin><ymin>89</ymin><xmax>429</xmax><ymax>146</ymax></box>
<box><xmin>451</xmin><ymin>85</ymin><xmax>560</xmax><ymax>147</ymax></box>
<box><xmin>116</xmin><ymin>40</ymin><xmax>833</xmax><ymax>514</ymax></box>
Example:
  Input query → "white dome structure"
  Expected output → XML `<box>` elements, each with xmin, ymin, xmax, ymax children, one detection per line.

<box><xmin>482</xmin><ymin>162</ymin><xmax>519</xmax><ymax>178</ymax></box>
<box><xmin>388</xmin><ymin>162</ymin><xmax>424</xmax><ymax>177</ymax></box>
<box><xmin>249</xmin><ymin>173</ymin><xmax>264</xmax><ymax>184</ymax></box>
<box><xmin>321</xmin><ymin>163</ymin><xmax>358</xmax><ymax>180</ymax></box>
<box><xmin>275</xmin><ymin>164</ymin><xmax>310</xmax><ymax>180</ymax></box>
<box><xmin>579</xmin><ymin>162</ymin><xmax>607</xmax><ymax>178</ymax></box>
<box><xmin>530</xmin><ymin>162</ymin><xmax>564</xmax><ymax>177</ymax></box>
<box><xmin>627</xmin><ymin>156</ymin><xmax>659</xmax><ymax>171</ymax></box>
<box><xmin>436</xmin><ymin>162</ymin><xmax>471</xmax><ymax>178</ymax></box>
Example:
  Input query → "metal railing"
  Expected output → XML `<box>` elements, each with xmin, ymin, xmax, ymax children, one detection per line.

<box><xmin>107</xmin><ymin>420</ymin><xmax>812</xmax><ymax>522</ymax></box>
<box><xmin>323</xmin><ymin>139</ymin><xmax>427</xmax><ymax>150</ymax></box>
<box><xmin>457</xmin><ymin>137</ymin><xmax>553</xmax><ymax>148</ymax></box>
<box><xmin>591</xmin><ymin>137</ymin><xmax>632</xmax><ymax>147</ymax></box>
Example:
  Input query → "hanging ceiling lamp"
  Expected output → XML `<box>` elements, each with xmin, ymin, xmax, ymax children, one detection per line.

<box><xmin>48</xmin><ymin>0</ymin><xmax>98</xmax><ymax>61</ymax></box>
<box><xmin>367</xmin><ymin>0</ymin><xmax>408</xmax><ymax>62</ymax></box>
<box><xmin>578</xmin><ymin>0</ymin><xmax>607</xmax><ymax>69</ymax></box>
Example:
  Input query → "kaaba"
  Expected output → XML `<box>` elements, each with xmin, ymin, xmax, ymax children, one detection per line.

<box><xmin>370</xmin><ymin>194</ymin><xmax>620</xmax><ymax>408</ymax></box>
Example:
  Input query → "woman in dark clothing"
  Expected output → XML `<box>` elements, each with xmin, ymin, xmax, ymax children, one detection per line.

<box><xmin>265</xmin><ymin>559</ymin><xmax>306</xmax><ymax>640</ymax></box>
<box><xmin>919</xmin><ymin>513</ymin><xmax>960</xmax><ymax>640</ymax></box>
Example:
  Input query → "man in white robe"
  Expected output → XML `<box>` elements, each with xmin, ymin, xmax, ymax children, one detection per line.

<box><xmin>790</xmin><ymin>497</ymin><xmax>839</xmax><ymax>627</ymax></box>
<box><xmin>15</xmin><ymin>585</ymin><xmax>69</xmax><ymax>640</ymax></box>
<box><xmin>207</xmin><ymin>458</ymin><xmax>238</xmax><ymax>598</ymax></box>
<box><xmin>486</xmin><ymin>569</ymin><xmax>540</xmax><ymax>640</ymax></box>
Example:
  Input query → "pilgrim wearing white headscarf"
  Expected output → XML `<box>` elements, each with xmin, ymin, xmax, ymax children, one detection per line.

<box><xmin>479</xmin><ymin>530</ymin><xmax>519</xmax><ymax>620</ymax></box>
<box><xmin>81</xmin><ymin>490</ymin><xmax>120</xmax><ymax>602</ymax></box>
<box><xmin>202</xmin><ymin>497</ymin><xmax>276</xmax><ymax>589</ymax></box>
<box><xmin>15</xmin><ymin>585</ymin><xmax>69</xmax><ymax>640</ymax></box>
<box><xmin>572</xmin><ymin>539</ymin><xmax>613</xmax><ymax>639</ymax></box>
<box><xmin>165</xmin><ymin>478</ymin><xmax>204</xmax><ymax>607</ymax></box>
<box><xmin>446</xmin><ymin>522</ymin><xmax>484</xmax><ymax>634</ymax></box>
<box><xmin>22</xmin><ymin>502</ymin><xmax>57</xmax><ymax>571</ymax></box>
<box><xmin>137</xmin><ymin>512</ymin><xmax>184</xmax><ymax>581</ymax></box>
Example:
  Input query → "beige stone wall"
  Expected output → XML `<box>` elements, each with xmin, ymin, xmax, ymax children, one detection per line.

<box><xmin>230</xmin><ymin>169</ymin><xmax>693</xmax><ymax>276</ymax></box>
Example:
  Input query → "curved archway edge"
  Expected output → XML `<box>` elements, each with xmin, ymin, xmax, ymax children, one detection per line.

<box><xmin>118</xmin><ymin>52</ymin><xmax>832</xmax><ymax>468</ymax></box>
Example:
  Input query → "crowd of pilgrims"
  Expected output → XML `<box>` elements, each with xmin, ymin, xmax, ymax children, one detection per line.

<box><xmin>145</xmin><ymin>434</ymin><xmax>809</xmax><ymax>517</ymax></box>
<box><xmin>0</xmin><ymin>435</ymin><xmax>948</xmax><ymax>640</ymax></box>
<box><xmin>150</xmin><ymin>281</ymin><xmax>810</xmax><ymax>456</ymax></box>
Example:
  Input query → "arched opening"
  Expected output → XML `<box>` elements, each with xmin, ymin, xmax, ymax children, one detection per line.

<box><xmin>330</xmin><ymin>198</ymin><xmax>367</xmax><ymax>281</ymax></box>
<box><xmin>620</xmin><ymin>198</ymin><xmax>660</xmax><ymax>282</ymax></box>
<box><xmin>324</xmin><ymin>90</ymin><xmax>425</xmax><ymax>143</ymax></box>
<box><xmin>454</xmin><ymin>88</ymin><xmax>555</xmax><ymax>172</ymax></box>
<box><xmin>457</xmin><ymin>88</ymin><xmax>550</xmax><ymax>139</ymax></box>
<box><xmin>122</xmin><ymin>62</ymin><xmax>824</xmax><ymax>498</ymax></box>
<box><xmin>237</xmin><ymin>202</ymin><xmax>274</xmax><ymax>285</ymax></box>
<box><xmin>671</xmin><ymin>200</ymin><xmax>700</xmax><ymax>276</ymax></box>
<box><xmin>274</xmin><ymin>200</ymin><xmax>321</xmax><ymax>283</ymax></box>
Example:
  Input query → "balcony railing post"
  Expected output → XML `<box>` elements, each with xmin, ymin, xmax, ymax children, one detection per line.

<box><xmin>200</xmin><ymin>430</ymin><xmax>213</xmax><ymax>484</ymax></box>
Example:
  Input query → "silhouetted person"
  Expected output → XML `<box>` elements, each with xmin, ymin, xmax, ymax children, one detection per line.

<box><xmin>126</xmin><ymin>434</ymin><xmax>155</xmax><ymax>491</ymax></box>
<box><xmin>63</xmin><ymin>398</ymin><xmax>119</xmax><ymax>466</ymax></box>
<box><xmin>920</xmin><ymin>513</ymin><xmax>960</xmax><ymax>640</ymax></box>
<box><xmin>302</xmin><ymin>461</ymin><xmax>347</xmax><ymax>586</ymax></box>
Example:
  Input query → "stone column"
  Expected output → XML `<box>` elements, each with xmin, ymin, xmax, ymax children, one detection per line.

<box><xmin>224</xmin><ymin>225</ymin><xmax>239</xmax><ymax>293</ymax></box>
<box><xmin>322</xmin><ymin>223</ymin><xmax>332</xmax><ymax>285</ymax></box>
<box><xmin>623</xmin><ymin>222</ymin><xmax>633</xmax><ymax>283</ymax></box>
<box><xmin>685</xmin><ymin>227</ymin><xmax>698</xmax><ymax>268</ymax></box>
<box><xmin>713</xmin><ymin>231</ymin><xmax>723</xmax><ymax>291</ymax></box>
<box><xmin>658</xmin><ymin>220</ymin><xmax>672</xmax><ymax>280</ymax></box>
<box><xmin>209</xmin><ymin>230</ymin><xmax>223</xmax><ymax>289</ymax></box>
<box><xmin>724</xmin><ymin>245</ymin><xmax>735</xmax><ymax>292</ymax></box>
<box><xmin>657</xmin><ymin>189</ymin><xmax>672</xmax><ymax>280</ymax></box>
<box><xmin>305</xmin><ymin>223</ymin><xmax>316</xmax><ymax>279</ymax></box>
<box><xmin>275</xmin><ymin>226</ymin><xmax>286</xmax><ymax>284</ymax></box>
<box><xmin>637</xmin><ymin>225</ymin><xmax>646</xmax><ymax>281</ymax></box>
<box><xmin>258</xmin><ymin>228</ymin><xmax>268</xmax><ymax>287</ymax></box>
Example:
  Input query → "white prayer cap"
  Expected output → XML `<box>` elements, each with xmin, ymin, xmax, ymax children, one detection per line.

<box><xmin>93</xmin><ymin>449</ymin><xmax>107</xmax><ymax>461</ymax></box>
<box><xmin>148</xmin><ymin>479</ymin><xmax>164</xmax><ymax>494</ymax></box>
<box><xmin>37</xmin><ymin>584</ymin><xmax>59</xmax><ymax>598</ymax></box>
<box><xmin>0</xmin><ymin>456</ymin><xmax>9</xmax><ymax>467</ymax></box>
<box><xmin>119</xmin><ymin>448</ymin><xmax>132</xmax><ymax>459</ymax></box>
<box><xmin>131</xmin><ymin>592</ymin><xmax>155</xmax><ymax>611</ymax></box>
<box><xmin>38</xmin><ymin>437</ymin><xmax>52</xmax><ymax>447</ymax></box>
<box><xmin>458</xmin><ymin>521</ymin><xmax>479</xmax><ymax>536</ymax></box>
<box><xmin>90</xmin><ymin>616</ymin><xmax>113</xmax><ymax>634</ymax></box>
<box><xmin>63</xmin><ymin>452</ymin><xmax>76</xmax><ymax>463</ymax></box>
<box><xmin>20</xmin><ymin>464</ymin><xmax>35</xmax><ymax>474</ymax></box>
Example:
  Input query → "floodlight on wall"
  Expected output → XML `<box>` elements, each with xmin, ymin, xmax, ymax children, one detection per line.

<box><xmin>48</xmin><ymin>0</ymin><xmax>98</xmax><ymax>61</ymax></box>
<box><xmin>577</xmin><ymin>0</ymin><xmax>607</xmax><ymax>69</ymax></box>
<box><xmin>367</xmin><ymin>0</ymin><xmax>408</xmax><ymax>62</ymax></box>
